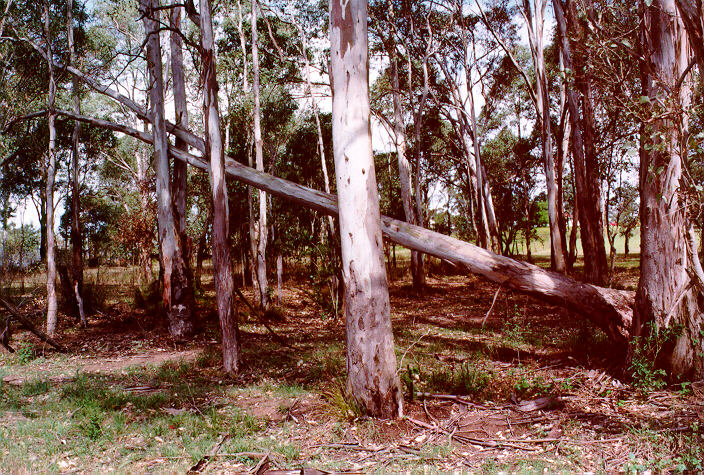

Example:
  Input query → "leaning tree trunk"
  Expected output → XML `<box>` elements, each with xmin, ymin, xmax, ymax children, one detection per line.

<box><xmin>140</xmin><ymin>0</ymin><xmax>194</xmax><ymax>339</ymax></box>
<box><xmin>634</xmin><ymin>0</ymin><xmax>704</xmax><ymax>378</ymax></box>
<box><xmin>251</xmin><ymin>0</ymin><xmax>269</xmax><ymax>311</ymax></box>
<box><xmin>42</xmin><ymin>0</ymin><xmax>58</xmax><ymax>337</ymax></box>
<box><xmin>48</xmin><ymin>106</ymin><xmax>637</xmax><ymax>344</ymax></box>
<box><xmin>34</xmin><ymin>37</ymin><xmax>638</xmax><ymax>346</ymax></box>
<box><xmin>330</xmin><ymin>0</ymin><xmax>403</xmax><ymax>418</ymax></box>
<box><xmin>200</xmin><ymin>0</ymin><xmax>240</xmax><ymax>372</ymax></box>
<box><xmin>67</xmin><ymin>0</ymin><xmax>87</xmax><ymax>327</ymax></box>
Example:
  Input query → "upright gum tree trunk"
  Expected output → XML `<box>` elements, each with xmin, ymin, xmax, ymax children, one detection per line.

<box><xmin>523</xmin><ymin>0</ymin><xmax>567</xmax><ymax>273</ymax></box>
<box><xmin>140</xmin><ymin>0</ymin><xmax>194</xmax><ymax>339</ymax></box>
<box><xmin>169</xmin><ymin>1</ymin><xmax>188</xmax><ymax>240</ymax></box>
<box><xmin>251</xmin><ymin>0</ymin><xmax>269</xmax><ymax>310</ymax></box>
<box><xmin>387</xmin><ymin>32</ymin><xmax>422</xmax><ymax>284</ymax></box>
<box><xmin>634</xmin><ymin>0</ymin><xmax>704</xmax><ymax>377</ymax></box>
<box><xmin>553</xmin><ymin>0</ymin><xmax>608</xmax><ymax>285</ymax></box>
<box><xmin>382</xmin><ymin>0</ymin><xmax>422</xmax><ymax>283</ymax></box>
<box><xmin>330</xmin><ymin>0</ymin><xmax>403</xmax><ymax>418</ymax></box>
<box><xmin>199</xmin><ymin>0</ymin><xmax>240</xmax><ymax>372</ymax></box>
<box><xmin>43</xmin><ymin>0</ymin><xmax>58</xmax><ymax>337</ymax></box>
<box><xmin>67</xmin><ymin>0</ymin><xmax>86</xmax><ymax>326</ymax></box>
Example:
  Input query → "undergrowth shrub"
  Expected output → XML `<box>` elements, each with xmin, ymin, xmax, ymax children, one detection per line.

<box><xmin>629</xmin><ymin>322</ymin><xmax>681</xmax><ymax>392</ymax></box>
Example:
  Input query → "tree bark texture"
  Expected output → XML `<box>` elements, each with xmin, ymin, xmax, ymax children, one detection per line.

<box><xmin>43</xmin><ymin>0</ymin><xmax>58</xmax><ymax>337</ymax></box>
<box><xmin>635</xmin><ymin>0</ymin><xmax>704</xmax><ymax>377</ymax></box>
<box><xmin>251</xmin><ymin>0</ymin><xmax>269</xmax><ymax>311</ymax></box>
<box><xmin>200</xmin><ymin>0</ymin><xmax>240</xmax><ymax>373</ymax></box>
<box><xmin>140</xmin><ymin>0</ymin><xmax>194</xmax><ymax>339</ymax></box>
<box><xmin>330</xmin><ymin>0</ymin><xmax>403</xmax><ymax>418</ymax></box>
<box><xmin>675</xmin><ymin>0</ymin><xmax>704</xmax><ymax>73</ymax></box>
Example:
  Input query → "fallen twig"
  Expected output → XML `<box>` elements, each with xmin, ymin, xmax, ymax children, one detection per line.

<box><xmin>187</xmin><ymin>434</ymin><xmax>230</xmax><ymax>473</ymax></box>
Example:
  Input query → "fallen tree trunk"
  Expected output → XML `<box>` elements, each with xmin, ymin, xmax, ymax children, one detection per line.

<box><xmin>8</xmin><ymin>30</ymin><xmax>636</xmax><ymax>340</ymax></box>
<box><xmin>43</xmin><ymin>108</ymin><xmax>633</xmax><ymax>344</ymax></box>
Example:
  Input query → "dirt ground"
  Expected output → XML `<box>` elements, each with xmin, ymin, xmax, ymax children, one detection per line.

<box><xmin>1</xmin><ymin>264</ymin><xmax>702</xmax><ymax>472</ymax></box>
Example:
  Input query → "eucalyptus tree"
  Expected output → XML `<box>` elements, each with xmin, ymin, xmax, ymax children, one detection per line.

<box><xmin>369</xmin><ymin>0</ymin><xmax>425</xmax><ymax>285</ymax></box>
<box><xmin>330</xmin><ymin>0</ymin><xmax>403</xmax><ymax>417</ymax></box>
<box><xmin>633</xmin><ymin>0</ymin><xmax>704</xmax><ymax>377</ymax></box>
<box><xmin>197</xmin><ymin>0</ymin><xmax>241</xmax><ymax>372</ymax></box>
<box><xmin>250</xmin><ymin>0</ymin><xmax>269</xmax><ymax>310</ymax></box>
<box><xmin>551</xmin><ymin>0</ymin><xmax>608</xmax><ymax>285</ymax></box>
<box><xmin>67</xmin><ymin>0</ymin><xmax>86</xmax><ymax>326</ymax></box>
<box><xmin>42</xmin><ymin>0</ymin><xmax>58</xmax><ymax>336</ymax></box>
<box><xmin>477</xmin><ymin>0</ymin><xmax>566</xmax><ymax>272</ymax></box>
<box><xmin>140</xmin><ymin>0</ymin><xmax>195</xmax><ymax>339</ymax></box>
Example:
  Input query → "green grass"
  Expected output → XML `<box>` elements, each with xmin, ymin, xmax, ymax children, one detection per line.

<box><xmin>0</xmin><ymin>360</ymin><xmax>274</xmax><ymax>472</ymax></box>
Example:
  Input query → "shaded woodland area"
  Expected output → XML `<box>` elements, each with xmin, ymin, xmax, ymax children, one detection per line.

<box><xmin>0</xmin><ymin>0</ymin><xmax>703</xmax><ymax>471</ymax></box>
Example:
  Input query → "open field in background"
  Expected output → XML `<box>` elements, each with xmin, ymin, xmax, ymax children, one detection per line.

<box><xmin>1</xmin><ymin>257</ymin><xmax>702</xmax><ymax>472</ymax></box>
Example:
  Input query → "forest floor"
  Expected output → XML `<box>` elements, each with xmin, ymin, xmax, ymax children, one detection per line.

<box><xmin>1</xmin><ymin>257</ymin><xmax>703</xmax><ymax>472</ymax></box>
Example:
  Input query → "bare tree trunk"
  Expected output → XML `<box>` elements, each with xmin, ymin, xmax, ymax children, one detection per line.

<box><xmin>251</xmin><ymin>0</ymin><xmax>269</xmax><ymax>310</ymax></box>
<box><xmin>199</xmin><ymin>0</ymin><xmax>240</xmax><ymax>372</ymax></box>
<box><xmin>330</xmin><ymin>0</ymin><xmax>403</xmax><ymax>418</ymax></box>
<box><xmin>170</xmin><ymin>2</ymin><xmax>188</xmax><ymax>240</ymax></box>
<box><xmin>634</xmin><ymin>0</ymin><xmax>704</xmax><ymax>378</ymax></box>
<box><xmin>466</xmin><ymin>74</ymin><xmax>500</xmax><ymax>253</ymax></box>
<box><xmin>383</xmin><ymin>1</ymin><xmax>421</xmax><ymax>283</ymax></box>
<box><xmin>140</xmin><ymin>0</ymin><xmax>194</xmax><ymax>339</ymax></box>
<box><xmin>43</xmin><ymin>0</ymin><xmax>58</xmax><ymax>337</ymax></box>
<box><xmin>66</xmin><ymin>0</ymin><xmax>86</xmax><ymax>327</ymax></box>
<box><xmin>523</xmin><ymin>0</ymin><xmax>566</xmax><ymax>273</ymax></box>
<box><xmin>276</xmin><ymin>254</ymin><xmax>282</xmax><ymax>306</ymax></box>
<box><xmin>553</xmin><ymin>0</ymin><xmax>607</xmax><ymax>284</ymax></box>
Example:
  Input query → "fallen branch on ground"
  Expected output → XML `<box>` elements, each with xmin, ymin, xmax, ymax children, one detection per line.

<box><xmin>0</xmin><ymin>297</ymin><xmax>67</xmax><ymax>352</ymax></box>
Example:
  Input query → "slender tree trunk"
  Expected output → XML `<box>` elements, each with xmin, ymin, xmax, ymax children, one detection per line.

<box><xmin>466</xmin><ymin>76</ymin><xmax>499</xmax><ymax>253</ymax></box>
<box><xmin>330</xmin><ymin>0</ymin><xmax>403</xmax><ymax>418</ymax></box>
<box><xmin>199</xmin><ymin>0</ymin><xmax>240</xmax><ymax>372</ymax></box>
<box><xmin>43</xmin><ymin>0</ymin><xmax>58</xmax><ymax>337</ymax></box>
<box><xmin>276</xmin><ymin>254</ymin><xmax>282</xmax><ymax>306</ymax></box>
<box><xmin>67</xmin><ymin>0</ymin><xmax>86</xmax><ymax>327</ymax></box>
<box><xmin>524</xmin><ymin>0</ymin><xmax>566</xmax><ymax>273</ymax></box>
<box><xmin>170</xmin><ymin>2</ymin><xmax>188</xmax><ymax>241</ymax></box>
<box><xmin>384</xmin><ymin>2</ymin><xmax>421</xmax><ymax>284</ymax></box>
<box><xmin>634</xmin><ymin>0</ymin><xmax>703</xmax><ymax>377</ymax></box>
<box><xmin>140</xmin><ymin>0</ymin><xmax>194</xmax><ymax>339</ymax></box>
<box><xmin>251</xmin><ymin>0</ymin><xmax>269</xmax><ymax>310</ymax></box>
